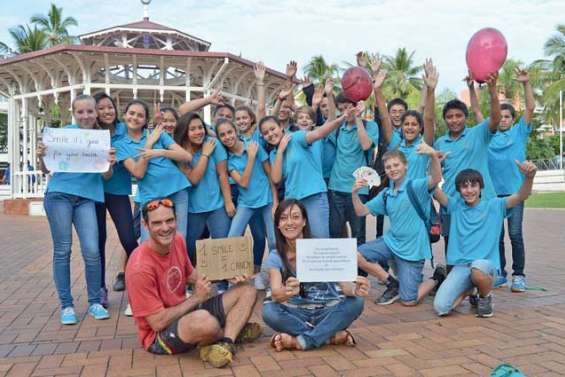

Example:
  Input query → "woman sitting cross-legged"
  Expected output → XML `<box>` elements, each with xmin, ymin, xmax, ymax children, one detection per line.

<box><xmin>262</xmin><ymin>199</ymin><xmax>369</xmax><ymax>351</ymax></box>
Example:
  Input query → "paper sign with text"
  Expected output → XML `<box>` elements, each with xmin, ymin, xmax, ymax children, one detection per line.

<box><xmin>42</xmin><ymin>127</ymin><xmax>111</xmax><ymax>173</ymax></box>
<box><xmin>296</xmin><ymin>238</ymin><xmax>357</xmax><ymax>283</ymax></box>
<box><xmin>196</xmin><ymin>237</ymin><xmax>254</xmax><ymax>281</ymax></box>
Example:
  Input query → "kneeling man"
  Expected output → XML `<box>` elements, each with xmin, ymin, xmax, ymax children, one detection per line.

<box><xmin>126</xmin><ymin>198</ymin><xmax>260</xmax><ymax>368</ymax></box>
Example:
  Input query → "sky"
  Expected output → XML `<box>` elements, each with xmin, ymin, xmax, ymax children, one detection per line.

<box><xmin>1</xmin><ymin>0</ymin><xmax>564</xmax><ymax>93</ymax></box>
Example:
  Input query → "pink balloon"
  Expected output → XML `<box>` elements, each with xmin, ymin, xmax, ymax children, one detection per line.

<box><xmin>466</xmin><ymin>28</ymin><xmax>508</xmax><ymax>83</ymax></box>
<box><xmin>341</xmin><ymin>67</ymin><xmax>373</xmax><ymax>102</ymax></box>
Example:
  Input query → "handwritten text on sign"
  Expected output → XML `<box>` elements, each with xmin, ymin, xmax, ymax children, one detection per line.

<box><xmin>296</xmin><ymin>238</ymin><xmax>357</xmax><ymax>282</ymax></box>
<box><xmin>196</xmin><ymin>237</ymin><xmax>254</xmax><ymax>281</ymax></box>
<box><xmin>42</xmin><ymin>127</ymin><xmax>111</xmax><ymax>173</ymax></box>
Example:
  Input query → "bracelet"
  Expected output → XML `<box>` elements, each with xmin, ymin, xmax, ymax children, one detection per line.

<box><xmin>202</xmin><ymin>154</ymin><xmax>210</xmax><ymax>158</ymax></box>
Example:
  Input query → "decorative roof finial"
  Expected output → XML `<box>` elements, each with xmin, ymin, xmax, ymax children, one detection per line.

<box><xmin>141</xmin><ymin>0</ymin><xmax>151</xmax><ymax>20</ymax></box>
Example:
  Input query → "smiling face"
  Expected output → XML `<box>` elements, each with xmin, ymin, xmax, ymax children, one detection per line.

<box><xmin>278</xmin><ymin>102</ymin><xmax>292</xmax><ymax>121</ymax></box>
<box><xmin>296</xmin><ymin>111</ymin><xmax>314</xmax><ymax>130</ymax></box>
<box><xmin>213</xmin><ymin>106</ymin><xmax>234</xmax><ymax>123</ymax></box>
<box><xmin>235</xmin><ymin>109</ymin><xmax>253</xmax><ymax>134</ymax></box>
<box><xmin>459</xmin><ymin>181</ymin><xmax>482</xmax><ymax>206</ymax></box>
<box><xmin>383</xmin><ymin>156</ymin><xmax>407</xmax><ymax>183</ymax></box>
<box><xmin>499</xmin><ymin>109</ymin><xmax>514</xmax><ymax>131</ymax></box>
<box><xmin>217</xmin><ymin>122</ymin><xmax>238</xmax><ymax>149</ymax></box>
<box><xmin>96</xmin><ymin>97</ymin><xmax>116</xmax><ymax>126</ymax></box>
<box><xmin>260</xmin><ymin>119</ymin><xmax>284</xmax><ymax>146</ymax></box>
<box><xmin>124</xmin><ymin>103</ymin><xmax>147</xmax><ymax>131</ymax></box>
<box><xmin>145</xmin><ymin>205</ymin><xmax>177</xmax><ymax>249</ymax></box>
<box><xmin>401</xmin><ymin>115</ymin><xmax>421</xmax><ymax>142</ymax></box>
<box><xmin>445</xmin><ymin>108</ymin><xmax>466</xmax><ymax>137</ymax></box>
<box><xmin>162</xmin><ymin>111</ymin><xmax>177</xmax><ymax>135</ymax></box>
<box><xmin>73</xmin><ymin>99</ymin><xmax>97</xmax><ymax>129</ymax></box>
<box><xmin>277</xmin><ymin>204</ymin><xmax>306</xmax><ymax>241</ymax></box>
<box><xmin>389</xmin><ymin>104</ymin><xmax>406</xmax><ymax>128</ymax></box>
<box><xmin>187</xmin><ymin>117</ymin><xmax>206</xmax><ymax>146</ymax></box>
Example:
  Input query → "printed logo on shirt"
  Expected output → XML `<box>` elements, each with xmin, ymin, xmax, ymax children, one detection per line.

<box><xmin>166</xmin><ymin>266</ymin><xmax>183</xmax><ymax>294</ymax></box>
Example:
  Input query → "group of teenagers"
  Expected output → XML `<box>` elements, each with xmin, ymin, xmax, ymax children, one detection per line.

<box><xmin>36</xmin><ymin>54</ymin><xmax>537</xmax><ymax>367</ymax></box>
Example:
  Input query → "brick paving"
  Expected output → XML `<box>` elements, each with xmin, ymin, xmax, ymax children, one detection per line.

<box><xmin>0</xmin><ymin>209</ymin><xmax>564</xmax><ymax>376</ymax></box>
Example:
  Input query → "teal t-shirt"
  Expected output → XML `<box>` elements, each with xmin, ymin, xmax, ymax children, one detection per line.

<box><xmin>446</xmin><ymin>196</ymin><xmax>506</xmax><ymax>269</ymax></box>
<box><xmin>227</xmin><ymin>142</ymin><xmax>272</xmax><ymax>208</ymax></box>
<box><xmin>104</xmin><ymin>122</ymin><xmax>132</xmax><ymax>196</ymax></box>
<box><xmin>366</xmin><ymin>178</ymin><xmax>433</xmax><ymax>261</ymax></box>
<box><xmin>46</xmin><ymin>124</ymin><xmax>105</xmax><ymax>203</ymax></box>
<box><xmin>388</xmin><ymin>136</ymin><xmax>429</xmax><ymax>181</ymax></box>
<box><xmin>329</xmin><ymin>120</ymin><xmax>379</xmax><ymax>194</ymax></box>
<box><xmin>434</xmin><ymin>120</ymin><xmax>496</xmax><ymax>200</ymax></box>
<box><xmin>488</xmin><ymin>116</ymin><xmax>531</xmax><ymax>195</ymax></box>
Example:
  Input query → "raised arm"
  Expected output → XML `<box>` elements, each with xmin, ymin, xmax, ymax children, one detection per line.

<box><xmin>422</xmin><ymin>59</ymin><xmax>438</xmax><ymax>145</ymax></box>
<box><xmin>304</xmin><ymin>101</ymin><xmax>347</xmax><ymax>145</ymax></box>
<box><xmin>514</xmin><ymin>68</ymin><xmax>535</xmax><ymax>124</ymax></box>
<box><xmin>270</xmin><ymin>134</ymin><xmax>290</xmax><ymax>184</ymax></box>
<box><xmin>465</xmin><ymin>72</ymin><xmax>484</xmax><ymax>122</ymax></box>
<box><xmin>229</xmin><ymin>142</ymin><xmax>258</xmax><ymax>188</ymax></box>
<box><xmin>416</xmin><ymin>142</ymin><xmax>442</xmax><ymax>189</ymax></box>
<box><xmin>373</xmin><ymin>69</ymin><xmax>393</xmax><ymax>145</ymax></box>
<box><xmin>325</xmin><ymin>79</ymin><xmax>336</xmax><ymax>121</ymax></box>
<box><xmin>181</xmin><ymin>139</ymin><xmax>215</xmax><ymax>185</ymax></box>
<box><xmin>354</xmin><ymin>102</ymin><xmax>373</xmax><ymax>151</ymax></box>
<box><xmin>486</xmin><ymin>73</ymin><xmax>501</xmax><ymax>132</ymax></box>
<box><xmin>506</xmin><ymin>160</ymin><xmax>536</xmax><ymax>208</ymax></box>
<box><xmin>352</xmin><ymin>178</ymin><xmax>370</xmax><ymax>216</ymax></box>
<box><xmin>255</xmin><ymin>62</ymin><xmax>266</xmax><ymax>119</ymax></box>
<box><xmin>178</xmin><ymin>88</ymin><xmax>223</xmax><ymax>116</ymax></box>
<box><xmin>433</xmin><ymin>187</ymin><xmax>449</xmax><ymax>207</ymax></box>
<box><xmin>123</xmin><ymin>125</ymin><xmax>165</xmax><ymax>179</ymax></box>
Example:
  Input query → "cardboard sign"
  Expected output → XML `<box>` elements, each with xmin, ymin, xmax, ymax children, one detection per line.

<box><xmin>296</xmin><ymin>238</ymin><xmax>357</xmax><ymax>283</ymax></box>
<box><xmin>196</xmin><ymin>237</ymin><xmax>254</xmax><ymax>281</ymax></box>
<box><xmin>42</xmin><ymin>127</ymin><xmax>111</xmax><ymax>173</ymax></box>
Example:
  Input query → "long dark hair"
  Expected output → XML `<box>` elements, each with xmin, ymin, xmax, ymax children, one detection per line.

<box><xmin>93</xmin><ymin>92</ymin><xmax>118</xmax><ymax>128</ymax></box>
<box><xmin>124</xmin><ymin>99</ymin><xmax>150</xmax><ymax>129</ymax></box>
<box><xmin>174</xmin><ymin>112</ymin><xmax>209</xmax><ymax>149</ymax></box>
<box><xmin>274</xmin><ymin>199</ymin><xmax>311</xmax><ymax>274</ymax></box>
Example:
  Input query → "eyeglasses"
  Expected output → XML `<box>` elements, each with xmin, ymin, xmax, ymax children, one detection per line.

<box><xmin>144</xmin><ymin>198</ymin><xmax>174</xmax><ymax>212</ymax></box>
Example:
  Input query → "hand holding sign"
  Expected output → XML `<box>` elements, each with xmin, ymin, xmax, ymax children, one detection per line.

<box><xmin>196</xmin><ymin>237</ymin><xmax>254</xmax><ymax>281</ymax></box>
<box><xmin>296</xmin><ymin>238</ymin><xmax>357</xmax><ymax>283</ymax></box>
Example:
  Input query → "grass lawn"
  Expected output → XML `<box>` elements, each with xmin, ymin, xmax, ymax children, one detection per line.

<box><xmin>526</xmin><ymin>192</ymin><xmax>565</xmax><ymax>208</ymax></box>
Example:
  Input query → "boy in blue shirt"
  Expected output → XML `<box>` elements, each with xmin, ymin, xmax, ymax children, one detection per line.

<box><xmin>432</xmin><ymin>161</ymin><xmax>537</xmax><ymax>318</ymax></box>
<box><xmin>488</xmin><ymin>68</ymin><xmax>535</xmax><ymax>292</ymax></box>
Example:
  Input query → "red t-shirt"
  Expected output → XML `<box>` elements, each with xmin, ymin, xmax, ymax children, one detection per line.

<box><xmin>126</xmin><ymin>234</ymin><xmax>194</xmax><ymax>349</ymax></box>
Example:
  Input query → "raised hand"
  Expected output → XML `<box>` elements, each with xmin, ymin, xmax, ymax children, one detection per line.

<box><xmin>286</xmin><ymin>60</ymin><xmax>297</xmax><ymax>79</ymax></box>
<box><xmin>279</xmin><ymin>134</ymin><xmax>292</xmax><ymax>153</ymax></box>
<box><xmin>416</xmin><ymin>141</ymin><xmax>435</xmax><ymax>156</ymax></box>
<box><xmin>146</xmin><ymin>124</ymin><xmax>164</xmax><ymax>147</ymax></box>
<box><xmin>207</xmin><ymin>88</ymin><xmax>224</xmax><ymax>106</ymax></box>
<box><xmin>515</xmin><ymin>160</ymin><xmax>537</xmax><ymax>178</ymax></box>
<box><xmin>300</xmin><ymin>76</ymin><xmax>312</xmax><ymax>88</ymax></box>
<box><xmin>373</xmin><ymin>69</ymin><xmax>387</xmax><ymax>90</ymax></box>
<box><xmin>356</xmin><ymin>51</ymin><xmax>369</xmax><ymax>68</ymax></box>
<box><xmin>352</xmin><ymin>178</ymin><xmax>368</xmax><ymax>193</ymax></box>
<box><xmin>153</xmin><ymin>103</ymin><xmax>163</xmax><ymax>127</ymax></box>
<box><xmin>312</xmin><ymin>84</ymin><xmax>324</xmax><ymax>108</ymax></box>
<box><xmin>486</xmin><ymin>72</ymin><xmax>498</xmax><ymax>92</ymax></box>
<box><xmin>324</xmin><ymin>78</ymin><xmax>335</xmax><ymax>96</ymax></box>
<box><xmin>354</xmin><ymin>101</ymin><xmax>365</xmax><ymax>118</ymax></box>
<box><xmin>463</xmin><ymin>70</ymin><xmax>476</xmax><ymax>88</ymax></box>
<box><xmin>278</xmin><ymin>86</ymin><xmax>293</xmax><ymax>101</ymax></box>
<box><xmin>513</xmin><ymin>67</ymin><xmax>529</xmax><ymax>83</ymax></box>
<box><xmin>369</xmin><ymin>54</ymin><xmax>382</xmax><ymax>74</ymax></box>
<box><xmin>248</xmin><ymin>141</ymin><xmax>259</xmax><ymax>159</ymax></box>
<box><xmin>423</xmin><ymin>58</ymin><xmax>439</xmax><ymax>89</ymax></box>
<box><xmin>254</xmin><ymin>61</ymin><xmax>266</xmax><ymax>83</ymax></box>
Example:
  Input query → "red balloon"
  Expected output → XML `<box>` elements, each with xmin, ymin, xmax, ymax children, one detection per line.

<box><xmin>466</xmin><ymin>28</ymin><xmax>508</xmax><ymax>83</ymax></box>
<box><xmin>341</xmin><ymin>66</ymin><xmax>373</xmax><ymax>102</ymax></box>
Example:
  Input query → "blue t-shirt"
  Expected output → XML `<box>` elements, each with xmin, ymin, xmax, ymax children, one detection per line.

<box><xmin>329</xmin><ymin>120</ymin><xmax>380</xmax><ymax>194</ymax></box>
<box><xmin>187</xmin><ymin>138</ymin><xmax>227</xmax><ymax>213</ymax></box>
<box><xmin>446</xmin><ymin>196</ymin><xmax>506</xmax><ymax>269</ymax></box>
<box><xmin>366</xmin><ymin>178</ymin><xmax>433</xmax><ymax>261</ymax></box>
<box><xmin>46</xmin><ymin>124</ymin><xmax>105</xmax><ymax>203</ymax></box>
<box><xmin>321</xmin><ymin>137</ymin><xmax>336</xmax><ymax>180</ymax></box>
<box><xmin>264</xmin><ymin>250</ymin><xmax>342</xmax><ymax>306</ymax></box>
<box><xmin>104</xmin><ymin>122</ymin><xmax>132</xmax><ymax>196</ymax></box>
<box><xmin>240</xmin><ymin>127</ymin><xmax>267</xmax><ymax>150</ymax></box>
<box><xmin>488</xmin><ymin>116</ymin><xmax>531</xmax><ymax>195</ymax></box>
<box><xmin>115</xmin><ymin>130</ymin><xmax>190</xmax><ymax>205</ymax></box>
<box><xmin>388</xmin><ymin>136</ymin><xmax>429</xmax><ymax>181</ymax></box>
<box><xmin>269</xmin><ymin>130</ymin><xmax>326</xmax><ymax>200</ymax></box>
<box><xmin>434</xmin><ymin>120</ymin><xmax>496</xmax><ymax>200</ymax></box>
<box><xmin>227</xmin><ymin>142</ymin><xmax>272</xmax><ymax>208</ymax></box>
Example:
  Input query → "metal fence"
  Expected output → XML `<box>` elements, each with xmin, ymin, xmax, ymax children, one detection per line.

<box><xmin>533</xmin><ymin>158</ymin><xmax>564</xmax><ymax>171</ymax></box>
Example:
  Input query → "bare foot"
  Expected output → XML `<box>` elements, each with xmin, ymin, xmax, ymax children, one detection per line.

<box><xmin>270</xmin><ymin>333</ymin><xmax>300</xmax><ymax>352</ymax></box>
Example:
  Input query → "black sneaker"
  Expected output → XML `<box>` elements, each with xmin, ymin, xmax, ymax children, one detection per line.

<box><xmin>476</xmin><ymin>294</ymin><xmax>494</xmax><ymax>318</ymax></box>
<box><xmin>375</xmin><ymin>277</ymin><xmax>399</xmax><ymax>305</ymax></box>
<box><xmin>429</xmin><ymin>264</ymin><xmax>447</xmax><ymax>296</ymax></box>
<box><xmin>113</xmin><ymin>272</ymin><xmax>126</xmax><ymax>292</ymax></box>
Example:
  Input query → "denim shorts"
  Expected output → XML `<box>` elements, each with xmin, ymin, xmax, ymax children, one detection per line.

<box><xmin>358</xmin><ymin>238</ymin><xmax>424</xmax><ymax>302</ymax></box>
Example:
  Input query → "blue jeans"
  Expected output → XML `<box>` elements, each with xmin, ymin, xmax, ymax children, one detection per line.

<box><xmin>44</xmin><ymin>192</ymin><xmax>101</xmax><ymax>308</ymax></box>
<box><xmin>95</xmin><ymin>193</ymin><xmax>138</xmax><ymax>289</ymax></box>
<box><xmin>262</xmin><ymin>297</ymin><xmax>364</xmax><ymax>350</ymax></box>
<box><xmin>187</xmin><ymin>207</ymin><xmax>231</xmax><ymax>264</ymax></box>
<box><xmin>300</xmin><ymin>192</ymin><xmax>330</xmax><ymax>238</ymax></box>
<box><xmin>140</xmin><ymin>188</ymin><xmax>189</xmax><ymax>242</ymax></box>
<box><xmin>499</xmin><ymin>199</ymin><xmax>525</xmax><ymax>277</ymax></box>
<box><xmin>433</xmin><ymin>259</ymin><xmax>496</xmax><ymax>316</ymax></box>
<box><xmin>358</xmin><ymin>238</ymin><xmax>424</xmax><ymax>302</ymax></box>
<box><xmin>228</xmin><ymin>205</ymin><xmax>276</xmax><ymax>265</ymax></box>
<box><xmin>231</xmin><ymin>185</ymin><xmax>268</xmax><ymax>267</ymax></box>
<box><xmin>329</xmin><ymin>190</ymin><xmax>366</xmax><ymax>245</ymax></box>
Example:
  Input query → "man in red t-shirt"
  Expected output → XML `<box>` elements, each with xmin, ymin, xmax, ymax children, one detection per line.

<box><xmin>126</xmin><ymin>198</ymin><xmax>261</xmax><ymax>368</ymax></box>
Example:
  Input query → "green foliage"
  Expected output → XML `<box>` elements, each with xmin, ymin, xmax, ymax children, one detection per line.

<box><xmin>527</xmin><ymin>129</ymin><xmax>556</xmax><ymax>160</ymax></box>
<box><xmin>31</xmin><ymin>3</ymin><xmax>78</xmax><ymax>47</ymax></box>
<box><xmin>526</xmin><ymin>192</ymin><xmax>565</xmax><ymax>208</ymax></box>
<box><xmin>8</xmin><ymin>24</ymin><xmax>47</xmax><ymax>53</ymax></box>
<box><xmin>303</xmin><ymin>55</ymin><xmax>340</xmax><ymax>85</ymax></box>
<box><xmin>433</xmin><ymin>88</ymin><xmax>457</xmax><ymax>138</ymax></box>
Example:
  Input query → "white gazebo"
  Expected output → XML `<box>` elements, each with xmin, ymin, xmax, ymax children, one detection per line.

<box><xmin>0</xmin><ymin>13</ymin><xmax>288</xmax><ymax>201</ymax></box>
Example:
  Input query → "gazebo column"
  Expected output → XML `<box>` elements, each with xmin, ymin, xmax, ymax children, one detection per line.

<box><xmin>7</xmin><ymin>96</ymin><xmax>17</xmax><ymax>198</ymax></box>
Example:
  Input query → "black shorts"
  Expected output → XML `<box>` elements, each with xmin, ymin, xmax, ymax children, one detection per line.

<box><xmin>147</xmin><ymin>294</ymin><xmax>226</xmax><ymax>355</ymax></box>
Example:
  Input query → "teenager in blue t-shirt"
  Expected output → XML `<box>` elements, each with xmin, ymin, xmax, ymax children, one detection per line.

<box><xmin>433</xmin><ymin>162</ymin><xmax>537</xmax><ymax>318</ymax></box>
<box><xmin>115</xmin><ymin>100</ymin><xmax>192</xmax><ymax>243</ymax></box>
<box><xmin>488</xmin><ymin>68</ymin><xmax>535</xmax><ymax>292</ymax></box>
<box><xmin>353</xmin><ymin>146</ymin><xmax>446</xmax><ymax>306</ymax></box>
<box><xmin>38</xmin><ymin>95</ymin><xmax>114</xmax><ymax>325</ymax></box>
<box><xmin>262</xmin><ymin>199</ymin><xmax>369</xmax><ymax>352</ymax></box>
<box><xmin>93</xmin><ymin>92</ymin><xmax>137</xmax><ymax>304</ymax></box>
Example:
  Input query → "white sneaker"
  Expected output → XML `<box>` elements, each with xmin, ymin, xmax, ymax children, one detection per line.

<box><xmin>124</xmin><ymin>303</ymin><xmax>133</xmax><ymax>317</ymax></box>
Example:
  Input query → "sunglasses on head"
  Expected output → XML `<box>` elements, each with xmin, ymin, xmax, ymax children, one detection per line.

<box><xmin>145</xmin><ymin>198</ymin><xmax>174</xmax><ymax>212</ymax></box>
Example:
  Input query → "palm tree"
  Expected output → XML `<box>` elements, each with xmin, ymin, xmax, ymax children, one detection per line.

<box><xmin>382</xmin><ymin>47</ymin><xmax>423</xmax><ymax>99</ymax></box>
<box><xmin>0</xmin><ymin>41</ymin><xmax>12</xmax><ymax>56</ymax></box>
<box><xmin>31</xmin><ymin>3</ymin><xmax>78</xmax><ymax>47</ymax></box>
<box><xmin>303</xmin><ymin>55</ymin><xmax>340</xmax><ymax>84</ymax></box>
<box><xmin>497</xmin><ymin>58</ymin><xmax>523</xmax><ymax>106</ymax></box>
<box><xmin>9</xmin><ymin>25</ymin><xmax>48</xmax><ymax>53</ymax></box>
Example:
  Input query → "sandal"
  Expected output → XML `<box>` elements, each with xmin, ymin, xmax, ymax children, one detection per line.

<box><xmin>329</xmin><ymin>330</ymin><xmax>356</xmax><ymax>347</ymax></box>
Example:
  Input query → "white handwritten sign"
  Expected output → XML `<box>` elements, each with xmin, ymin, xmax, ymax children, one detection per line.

<box><xmin>42</xmin><ymin>127</ymin><xmax>111</xmax><ymax>173</ymax></box>
<box><xmin>296</xmin><ymin>238</ymin><xmax>357</xmax><ymax>283</ymax></box>
<box><xmin>196</xmin><ymin>237</ymin><xmax>254</xmax><ymax>281</ymax></box>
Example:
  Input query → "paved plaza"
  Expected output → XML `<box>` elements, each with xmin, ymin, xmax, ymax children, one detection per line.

<box><xmin>0</xmin><ymin>209</ymin><xmax>564</xmax><ymax>377</ymax></box>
